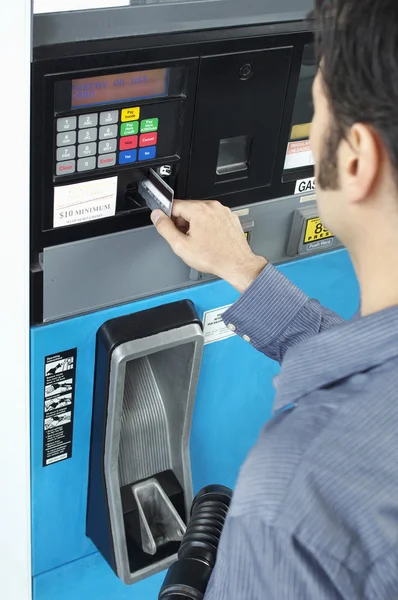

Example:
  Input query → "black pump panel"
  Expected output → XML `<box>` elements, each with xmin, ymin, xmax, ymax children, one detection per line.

<box><xmin>186</xmin><ymin>47</ymin><xmax>292</xmax><ymax>198</ymax></box>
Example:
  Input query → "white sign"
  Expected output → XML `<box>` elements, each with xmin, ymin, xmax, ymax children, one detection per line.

<box><xmin>53</xmin><ymin>176</ymin><xmax>118</xmax><ymax>228</ymax></box>
<box><xmin>284</xmin><ymin>139</ymin><xmax>315</xmax><ymax>171</ymax></box>
<box><xmin>34</xmin><ymin>0</ymin><xmax>129</xmax><ymax>13</ymax></box>
<box><xmin>295</xmin><ymin>177</ymin><xmax>316</xmax><ymax>195</ymax></box>
<box><xmin>203</xmin><ymin>305</ymin><xmax>234</xmax><ymax>345</ymax></box>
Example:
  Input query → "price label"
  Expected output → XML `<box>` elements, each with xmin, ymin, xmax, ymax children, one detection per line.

<box><xmin>304</xmin><ymin>217</ymin><xmax>333</xmax><ymax>244</ymax></box>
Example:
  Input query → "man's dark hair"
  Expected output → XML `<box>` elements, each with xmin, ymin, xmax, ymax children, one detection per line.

<box><xmin>312</xmin><ymin>0</ymin><xmax>398</xmax><ymax>186</ymax></box>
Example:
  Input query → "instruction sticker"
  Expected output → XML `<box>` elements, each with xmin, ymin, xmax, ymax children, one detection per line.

<box><xmin>53</xmin><ymin>176</ymin><xmax>117</xmax><ymax>228</ymax></box>
<box><xmin>203</xmin><ymin>305</ymin><xmax>234</xmax><ymax>345</ymax></box>
<box><xmin>43</xmin><ymin>349</ymin><xmax>77</xmax><ymax>467</ymax></box>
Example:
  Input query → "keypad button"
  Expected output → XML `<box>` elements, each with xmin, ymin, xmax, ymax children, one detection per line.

<box><xmin>57</xmin><ymin>117</ymin><xmax>77</xmax><ymax>132</ymax></box>
<box><xmin>56</xmin><ymin>146</ymin><xmax>76</xmax><ymax>162</ymax></box>
<box><xmin>78</xmin><ymin>128</ymin><xmax>97</xmax><ymax>143</ymax></box>
<box><xmin>98</xmin><ymin>139</ymin><xmax>117</xmax><ymax>154</ymax></box>
<box><xmin>121</xmin><ymin>107</ymin><xmax>140</xmax><ymax>122</ymax></box>
<box><xmin>139</xmin><ymin>132</ymin><xmax>158</xmax><ymax>147</ymax></box>
<box><xmin>78</xmin><ymin>142</ymin><xmax>97</xmax><ymax>158</ymax></box>
<box><xmin>78</xmin><ymin>113</ymin><xmax>98</xmax><ymax>129</ymax></box>
<box><xmin>99</xmin><ymin>125</ymin><xmax>118</xmax><ymax>140</ymax></box>
<box><xmin>120</xmin><ymin>122</ymin><xmax>139</xmax><ymax>136</ymax></box>
<box><xmin>57</xmin><ymin>131</ymin><xmax>76</xmax><ymax>147</ymax></box>
<box><xmin>56</xmin><ymin>160</ymin><xmax>76</xmax><ymax>176</ymax></box>
<box><xmin>119</xmin><ymin>150</ymin><xmax>137</xmax><ymax>165</ymax></box>
<box><xmin>140</xmin><ymin>118</ymin><xmax>158</xmax><ymax>133</ymax></box>
<box><xmin>138</xmin><ymin>146</ymin><xmax>157</xmax><ymax>161</ymax></box>
<box><xmin>98</xmin><ymin>153</ymin><xmax>116</xmax><ymax>168</ymax></box>
<box><xmin>120</xmin><ymin>135</ymin><xmax>138</xmax><ymax>151</ymax></box>
<box><xmin>77</xmin><ymin>157</ymin><xmax>96</xmax><ymax>172</ymax></box>
<box><xmin>100</xmin><ymin>110</ymin><xmax>119</xmax><ymax>125</ymax></box>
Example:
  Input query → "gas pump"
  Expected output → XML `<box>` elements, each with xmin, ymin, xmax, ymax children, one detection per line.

<box><xmin>30</xmin><ymin>2</ymin><xmax>359</xmax><ymax>599</ymax></box>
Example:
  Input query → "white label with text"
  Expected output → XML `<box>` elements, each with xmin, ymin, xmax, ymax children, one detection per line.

<box><xmin>284</xmin><ymin>140</ymin><xmax>315</xmax><ymax>170</ymax></box>
<box><xmin>53</xmin><ymin>176</ymin><xmax>117</xmax><ymax>228</ymax></box>
<box><xmin>203</xmin><ymin>305</ymin><xmax>234</xmax><ymax>345</ymax></box>
<box><xmin>295</xmin><ymin>177</ymin><xmax>316</xmax><ymax>195</ymax></box>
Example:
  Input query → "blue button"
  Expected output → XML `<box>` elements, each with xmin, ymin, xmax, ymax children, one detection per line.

<box><xmin>139</xmin><ymin>146</ymin><xmax>157</xmax><ymax>161</ymax></box>
<box><xmin>119</xmin><ymin>150</ymin><xmax>137</xmax><ymax>164</ymax></box>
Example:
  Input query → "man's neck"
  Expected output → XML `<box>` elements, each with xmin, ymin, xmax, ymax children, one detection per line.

<box><xmin>352</xmin><ymin>237</ymin><xmax>398</xmax><ymax>317</ymax></box>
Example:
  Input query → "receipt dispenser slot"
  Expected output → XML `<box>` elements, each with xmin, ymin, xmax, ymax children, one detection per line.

<box><xmin>87</xmin><ymin>301</ymin><xmax>204</xmax><ymax>584</ymax></box>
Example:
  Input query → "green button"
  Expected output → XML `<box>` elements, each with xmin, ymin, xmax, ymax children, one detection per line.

<box><xmin>120</xmin><ymin>122</ymin><xmax>139</xmax><ymax>136</ymax></box>
<box><xmin>140</xmin><ymin>118</ymin><xmax>158</xmax><ymax>133</ymax></box>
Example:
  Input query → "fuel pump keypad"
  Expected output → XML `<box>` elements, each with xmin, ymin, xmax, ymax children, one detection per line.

<box><xmin>120</xmin><ymin>122</ymin><xmax>138</xmax><ymax>136</ymax></box>
<box><xmin>121</xmin><ymin>107</ymin><xmax>140</xmax><ymax>122</ymax></box>
<box><xmin>99</xmin><ymin>125</ymin><xmax>118</xmax><ymax>140</ymax></box>
<box><xmin>78</xmin><ymin>128</ymin><xmax>97</xmax><ymax>143</ymax></box>
<box><xmin>120</xmin><ymin>136</ymin><xmax>138</xmax><ymax>150</ymax></box>
<box><xmin>55</xmin><ymin>107</ymin><xmax>159</xmax><ymax>176</ymax></box>
<box><xmin>140</xmin><ymin>132</ymin><xmax>158</xmax><ymax>146</ymax></box>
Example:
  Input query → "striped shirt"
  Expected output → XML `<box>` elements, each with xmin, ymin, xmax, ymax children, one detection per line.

<box><xmin>205</xmin><ymin>263</ymin><xmax>398</xmax><ymax>600</ymax></box>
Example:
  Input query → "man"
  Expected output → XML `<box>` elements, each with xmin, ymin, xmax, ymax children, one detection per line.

<box><xmin>151</xmin><ymin>1</ymin><xmax>398</xmax><ymax>597</ymax></box>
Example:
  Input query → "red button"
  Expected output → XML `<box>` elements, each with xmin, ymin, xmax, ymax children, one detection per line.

<box><xmin>120</xmin><ymin>135</ymin><xmax>138</xmax><ymax>150</ymax></box>
<box><xmin>139</xmin><ymin>132</ymin><xmax>158</xmax><ymax>147</ymax></box>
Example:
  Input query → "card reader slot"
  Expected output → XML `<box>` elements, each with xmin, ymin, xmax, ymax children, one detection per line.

<box><xmin>125</xmin><ymin>168</ymin><xmax>175</xmax><ymax>215</ymax></box>
<box><xmin>124</xmin><ymin>169</ymin><xmax>154</xmax><ymax>210</ymax></box>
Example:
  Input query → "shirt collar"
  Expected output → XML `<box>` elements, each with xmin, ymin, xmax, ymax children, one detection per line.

<box><xmin>273</xmin><ymin>304</ymin><xmax>398</xmax><ymax>412</ymax></box>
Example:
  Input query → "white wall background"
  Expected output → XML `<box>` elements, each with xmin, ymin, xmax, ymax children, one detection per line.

<box><xmin>0</xmin><ymin>0</ymin><xmax>32</xmax><ymax>598</ymax></box>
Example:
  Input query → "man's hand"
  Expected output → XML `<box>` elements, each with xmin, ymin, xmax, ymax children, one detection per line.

<box><xmin>151</xmin><ymin>200</ymin><xmax>267</xmax><ymax>293</ymax></box>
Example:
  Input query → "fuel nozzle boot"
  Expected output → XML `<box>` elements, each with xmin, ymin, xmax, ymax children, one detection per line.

<box><xmin>132</xmin><ymin>478</ymin><xmax>186</xmax><ymax>556</ymax></box>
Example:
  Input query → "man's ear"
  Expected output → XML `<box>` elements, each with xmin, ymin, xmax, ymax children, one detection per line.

<box><xmin>343</xmin><ymin>123</ymin><xmax>381</xmax><ymax>204</ymax></box>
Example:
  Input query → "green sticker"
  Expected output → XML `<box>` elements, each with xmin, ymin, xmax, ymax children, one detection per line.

<box><xmin>140</xmin><ymin>118</ymin><xmax>159</xmax><ymax>133</ymax></box>
<box><xmin>120</xmin><ymin>122</ymin><xmax>139</xmax><ymax>136</ymax></box>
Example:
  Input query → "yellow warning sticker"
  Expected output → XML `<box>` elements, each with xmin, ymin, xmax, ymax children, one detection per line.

<box><xmin>304</xmin><ymin>217</ymin><xmax>333</xmax><ymax>244</ymax></box>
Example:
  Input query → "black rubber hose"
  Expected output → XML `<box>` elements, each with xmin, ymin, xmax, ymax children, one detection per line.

<box><xmin>158</xmin><ymin>485</ymin><xmax>233</xmax><ymax>600</ymax></box>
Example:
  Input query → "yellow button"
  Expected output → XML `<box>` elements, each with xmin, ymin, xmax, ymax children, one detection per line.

<box><xmin>227</xmin><ymin>324</ymin><xmax>236</xmax><ymax>332</ymax></box>
<box><xmin>243</xmin><ymin>334</ymin><xmax>251</xmax><ymax>343</ymax></box>
<box><xmin>304</xmin><ymin>217</ymin><xmax>333</xmax><ymax>244</ymax></box>
<box><xmin>121</xmin><ymin>107</ymin><xmax>140</xmax><ymax>122</ymax></box>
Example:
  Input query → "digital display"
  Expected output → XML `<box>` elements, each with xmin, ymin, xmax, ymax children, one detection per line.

<box><xmin>71</xmin><ymin>68</ymin><xmax>169</xmax><ymax>108</ymax></box>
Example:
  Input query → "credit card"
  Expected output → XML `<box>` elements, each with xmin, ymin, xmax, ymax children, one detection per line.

<box><xmin>138</xmin><ymin>168</ymin><xmax>174</xmax><ymax>217</ymax></box>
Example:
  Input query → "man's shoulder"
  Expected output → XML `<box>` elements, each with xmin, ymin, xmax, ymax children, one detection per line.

<box><xmin>230</xmin><ymin>392</ymin><xmax>338</xmax><ymax>523</ymax></box>
<box><xmin>230</xmin><ymin>363</ymin><xmax>398</xmax><ymax>566</ymax></box>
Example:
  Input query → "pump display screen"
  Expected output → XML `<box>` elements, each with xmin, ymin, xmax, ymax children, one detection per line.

<box><xmin>71</xmin><ymin>68</ymin><xmax>169</xmax><ymax>108</ymax></box>
<box><xmin>284</xmin><ymin>44</ymin><xmax>316</xmax><ymax>171</ymax></box>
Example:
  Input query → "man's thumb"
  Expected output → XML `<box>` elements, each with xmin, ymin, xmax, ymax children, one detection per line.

<box><xmin>150</xmin><ymin>210</ymin><xmax>185</xmax><ymax>250</ymax></box>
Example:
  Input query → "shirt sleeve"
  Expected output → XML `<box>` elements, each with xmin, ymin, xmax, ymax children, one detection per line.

<box><xmin>204</xmin><ymin>516</ymin><xmax>342</xmax><ymax>600</ymax></box>
<box><xmin>222</xmin><ymin>263</ymin><xmax>345</xmax><ymax>363</ymax></box>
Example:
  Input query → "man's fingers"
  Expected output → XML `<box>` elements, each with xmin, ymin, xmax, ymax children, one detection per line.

<box><xmin>171</xmin><ymin>199</ymin><xmax>203</xmax><ymax>222</ymax></box>
<box><xmin>150</xmin><ymin>210</ymin><xmax>187</xmax><ymax>252</ymax></box>
<box><xmin>174</xmin><ymin>215</ymin><xmax>189</xmax><ymax>233</ymax></box>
